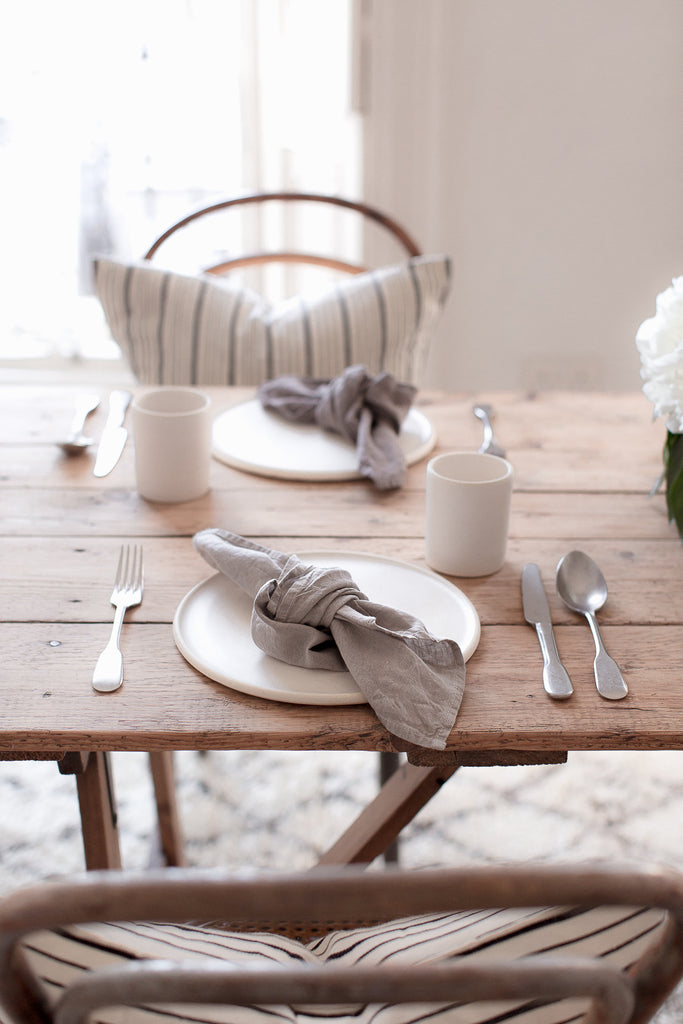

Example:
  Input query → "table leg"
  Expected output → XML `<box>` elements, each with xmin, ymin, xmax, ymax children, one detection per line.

<box><xmin>379</xmin><ymin>751</ymin><xmax>402</xmax><ymax>864</ymax></box>
<box><xmin>59</xmin><ymin>752</ymin><xmax>122</xmax><ymax>870</ymax></box>
<box><xmin>318</xmin><ymin>762</ymin><xmax>458</xmax><ymax>866</ymax></box>
<box><xmin>148</xmin><ymin>752</ymin><xmax>186</xmax><ymax>866</ymax></box>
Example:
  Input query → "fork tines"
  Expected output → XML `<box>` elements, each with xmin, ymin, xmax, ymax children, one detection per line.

<box><xmin>115</xmin><ymin>544</ymin><xmax>144</xmax><ymax>592</ymax></box>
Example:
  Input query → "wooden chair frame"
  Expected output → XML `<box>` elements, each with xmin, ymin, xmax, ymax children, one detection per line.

<box><xmin>1</xmin><ymin>863</ymin><xmax>683</xmax><ymax>1024</ymax></box>
<box><xmin>142</xmin><ymin>190</ymin><xmax>422</xmax><ymax>276</ymax></box>
<box><xmin>54</xmin><ymin>960</ymin><xmax>633</xmax><ymax>1024</ymax></box>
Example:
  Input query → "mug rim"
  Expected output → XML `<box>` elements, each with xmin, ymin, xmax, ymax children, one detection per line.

<box><xmin>427</xmin><ymin>450</ymin><xmax>512</xmax><ymax>484</ymax></box>
<box><xmin>132</xmin><ymin>387</ymin><xmax>210</xmax><ymax>417</ymax></box>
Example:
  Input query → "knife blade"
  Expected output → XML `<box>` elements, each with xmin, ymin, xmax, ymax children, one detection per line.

<box><xmin>93</xmin><ymin>390</ymin><xmax>132</xmax><ymax>477</ymax></box>
<box><xmin>521</xmin><ymin>563</ymin><xmax>573</xmax><ymax>700</ymax></box>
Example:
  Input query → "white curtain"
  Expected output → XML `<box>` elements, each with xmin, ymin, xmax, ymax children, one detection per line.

<box><xmin>0</xmin><ymin>0</ymin><xmax>359</xmax><ymax>366</ymax></box>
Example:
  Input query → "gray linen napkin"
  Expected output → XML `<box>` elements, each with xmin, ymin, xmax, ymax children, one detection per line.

<box><xmin>258</xmin><ymin>365</ymin><xmax>417</xmax><ymax>490</ymax></box>
<box><xmin>194</xmin><ymin>528</ymin><xmax>465</xmax><ymax>750</ymax></box>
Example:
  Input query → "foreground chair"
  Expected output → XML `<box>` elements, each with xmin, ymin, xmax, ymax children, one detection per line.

<box><xmin>1</xmin><ymin>862</ymin><xmax>682</xmax><ymax>1024</ymax></box>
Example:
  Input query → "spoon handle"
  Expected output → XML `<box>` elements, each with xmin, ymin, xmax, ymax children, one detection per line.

<box><xmin>585</xmin><ymin>612</ymin><xmax>628</xmax><ymax>700</ymax></box>
<box><xmin>70</xmin><ymin>394</ymin><xmax>100</xmax><ymax>435</ymax></box>
<box><xmin>472</xmin><ymin>405</ymin><xmax>506</xmax><ymax>458</ymax></box>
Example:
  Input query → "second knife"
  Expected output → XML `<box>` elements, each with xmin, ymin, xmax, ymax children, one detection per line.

<box><xmin>521</xmin><ymin>562</ymin><xmax>573</xmax><ymax>700</ymax></box>
<box><xmin>93</xmin><ymin>390</ymin><xmax>132</xmax><ymax>478</ymax></box>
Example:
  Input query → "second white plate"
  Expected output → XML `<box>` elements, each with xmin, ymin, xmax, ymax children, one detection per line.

<box><xmin>212</xmin><ymin>399</ymin><xmax>436</xmax><ymax>480</ymax></box>
<box><xmin>173</xmin><ymin>551</ymin><xmax>480</xmax><ymax>705</ymax></box>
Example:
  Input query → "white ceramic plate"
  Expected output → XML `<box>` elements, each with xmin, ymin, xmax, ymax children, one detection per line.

<box><xmin>211</xmin><ymin>399</ymin><xmax>436</xmax><ymax>480</ymax></box>
<box><xmin>173</xmin><ymin>551</ymin><xmax>480</xmax><ymax>705</ymax></box>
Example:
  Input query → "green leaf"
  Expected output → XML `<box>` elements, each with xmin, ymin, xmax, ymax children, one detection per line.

<box><xmin>664</xmin><ymin>431</ymin><xmax>683</xmax><ymax>541</ymax></box>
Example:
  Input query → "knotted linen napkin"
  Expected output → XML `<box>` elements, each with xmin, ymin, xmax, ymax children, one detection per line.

<box><xmin>193</xmin><ymin>528</ymin><xmax>465</xmax><ymax>750</ymax></box>
<box><xmin>258</xmin><ymin>365</ymin><xmax>417</xmax><ymax>490</ymax></box>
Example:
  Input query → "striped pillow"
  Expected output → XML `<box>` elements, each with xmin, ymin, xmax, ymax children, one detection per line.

<box><xmin>93</xmin><ymin>255</ymin><xmax>451</xmax><ymax>387</ymax></box>
<box><xmin>20</xmin><ymin>903</ymin><xmax>665</xmax><ymax>1024</ymax></box>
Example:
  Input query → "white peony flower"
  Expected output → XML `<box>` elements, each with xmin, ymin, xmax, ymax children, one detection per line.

<box><xmin>636</xmin><ymin>276</ymin><xmax>683</xmax><ymax>432</ymax></box>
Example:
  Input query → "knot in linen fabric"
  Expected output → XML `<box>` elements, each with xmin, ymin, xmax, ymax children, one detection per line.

<box><xmin>251</xmin><ymin>560</ymin><xmax>369</xmax><ymax>672</ymax></box>
<box><xmin>258</xmin><ymin>365</ymin><xmax>416</xmax><ymax>489</ymax></box>
<box><xmin>257</xmin><ymin>559</ymin><xmax>367</xmax><ymax>629</ymax></box>
<box><xmin>312</xmin><ymin>366</ymin><xmax>411</xmax><ymax>440</ymax></box>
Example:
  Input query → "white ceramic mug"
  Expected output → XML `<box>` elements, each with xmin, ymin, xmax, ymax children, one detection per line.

<box><xmin>425</xmin><ymin>451</ymin><xmax>513</xmax><ymax>577</ymax></box>
<box><xmin>132</xmin><ymin>387</ymin><xmax>212</xmax><ymax>503</ymax></box>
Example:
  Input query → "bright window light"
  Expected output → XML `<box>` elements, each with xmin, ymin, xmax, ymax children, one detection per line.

<box><xmin>0</xmin><ymin>0</ymin><xmax>358</xmax><ymax>368</ymax></box>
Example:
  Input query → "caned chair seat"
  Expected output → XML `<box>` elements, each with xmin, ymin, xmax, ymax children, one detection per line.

<box><xmin>1</xmin><ymin>864</ymin><xmax>682</xmax><ymax>1024</ymax></box>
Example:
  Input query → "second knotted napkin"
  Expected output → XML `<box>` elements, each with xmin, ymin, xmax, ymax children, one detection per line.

<box><xmin>258</xmin><ymin>365</ymin><xmax>416</xmax><ymax>490</ymax></box>
<box><xmin>194</xmin><ymin>528</ymin><xmax>465</xmax><ymax>750</ymax></box>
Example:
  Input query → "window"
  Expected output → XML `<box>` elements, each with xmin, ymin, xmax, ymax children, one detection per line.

<box><xmin>0</xmin><ymin>0</ymin><xmax>358</xmax><ymax>372</ymax></box>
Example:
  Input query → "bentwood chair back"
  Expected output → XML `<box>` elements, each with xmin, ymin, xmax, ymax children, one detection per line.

<box><xmin>142</xmin><ymin>190</ymin><xmax>422</xmax><ymax>277</ymax></box>
<box><xmin>1</xmin><ymin>863</ymin><xmax>682</xmax><ymax>1024</ymax></box>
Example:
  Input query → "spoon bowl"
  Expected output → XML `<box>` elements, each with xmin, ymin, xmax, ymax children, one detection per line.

<box><xmin>555</xmin><ymin>549</ymin><xmax>608</xmax><ymax>614</ymax></box>
<box><xmin>556</xmin><ymin>550</ymin><xmax>628</xmax><ymax>700</ymax></box>
<box><xmin>59</xmin><ymin>435</ymin><xmax>96</xmax><ymax>455</ymax></box>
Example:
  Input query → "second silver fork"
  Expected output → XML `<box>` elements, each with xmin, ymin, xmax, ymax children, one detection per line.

<box><xmin>92</xmin><ymin>545</ymin><xmax>144</xmax><ymax>693</ymax></box>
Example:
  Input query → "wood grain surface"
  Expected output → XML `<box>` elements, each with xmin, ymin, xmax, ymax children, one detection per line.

<box><xmin>2</xmin><ymin>386</ymin><xmax>681</xmax><ymax>758</ymax></box>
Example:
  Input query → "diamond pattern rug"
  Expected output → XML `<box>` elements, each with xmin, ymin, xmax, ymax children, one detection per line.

<box><xmin>1</xmin><ymin>748</ymin><xmax>682</xmax><ymax>1021</ymax></box>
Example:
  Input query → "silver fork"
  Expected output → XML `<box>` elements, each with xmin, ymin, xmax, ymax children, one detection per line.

<box><xmin>92</xmin><ymin>545</ymin><xmax>144</xmax><ymax>693</ymax></box>
<box><xmin>472</xmin><ymin>403</ymin><xmax>506</xmax><ymax>458</ymax></box>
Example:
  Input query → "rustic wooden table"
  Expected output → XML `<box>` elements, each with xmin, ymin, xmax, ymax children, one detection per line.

<box><xmin>2</xmin><ymin>386</ymin><xmax>681</xmax><ymax>870</ymax></box>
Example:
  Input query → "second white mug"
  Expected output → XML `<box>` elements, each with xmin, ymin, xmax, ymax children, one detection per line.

<box><xmin>425</xmin><ymin>451</ymin><xmax>513</xmax><ymax>577</ymax></box>
<box><xmin>132</xmin><ymin>387</ymin><xmax>212</xmax><ymax>503</ymax></box>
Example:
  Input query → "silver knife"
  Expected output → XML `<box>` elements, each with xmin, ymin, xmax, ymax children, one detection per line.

<box><xmin>521</xmin><ymin>563</ymin><xmax>573</xmax><ymax>700</ymax></box>
<box><xmin>93</xmin><ymin>390</ymin><xmax>132</xmax><ymax>477</ymax></box>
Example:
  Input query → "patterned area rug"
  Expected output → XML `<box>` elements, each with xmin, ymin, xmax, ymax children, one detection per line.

<box><xmin>1</xmin><ymin>748</ymin><xmax>682</xmax><ymax>1021</ymax></box>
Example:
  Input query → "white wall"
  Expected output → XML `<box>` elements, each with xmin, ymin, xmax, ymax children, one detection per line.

<box><xmin>359</xmin><ymin>0</ymin><xmax>683</xmax><ymax>390</ymax></box>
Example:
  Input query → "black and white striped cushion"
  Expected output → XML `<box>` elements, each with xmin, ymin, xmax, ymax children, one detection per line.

<box><xmin>93</xmin><ymin>255</ymin><xmax>452</xmax><ymax>387</ymax></box>
<box><xmin>20</xmin><ymin>903</ymin><xmax>664</xmax><ymax>1024</ymax></box>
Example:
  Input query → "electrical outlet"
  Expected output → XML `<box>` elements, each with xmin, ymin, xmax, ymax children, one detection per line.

<box><xmin>521</xmin><ymin>354</ymin><xmax>607</xmax><ymax>390</ymax></box>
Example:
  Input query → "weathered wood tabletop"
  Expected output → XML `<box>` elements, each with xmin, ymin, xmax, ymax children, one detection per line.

<box><xmin>1</xmin><ymin>385</ymin><xmax>681</xmax><ymax>867</ymax></box>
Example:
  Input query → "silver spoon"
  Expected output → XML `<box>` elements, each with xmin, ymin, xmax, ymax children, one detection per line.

<box><xmin>555</xmin><ymin>550</ymin><xmax>628</xmax><ymax>700</ymax></box>
<box><xmin>59</xmin><ymin>394</ymin><xmax>100</xmax><ymax>455</ymax></box>
<box><xmin>472</xmin><ymin>403</ymin><xmax>506</xmax><ymax>457</ymax></box>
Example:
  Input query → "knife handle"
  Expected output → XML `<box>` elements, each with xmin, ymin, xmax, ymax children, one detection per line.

<box><xmin>106</xmin><ymin>390</ymin><xmax>132</xmax><ymax>427</ymax></box>
<box><xmin>534</xmin><ymin>622</ymin><xmax>574</xmax><ymax>700</ymax></box>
